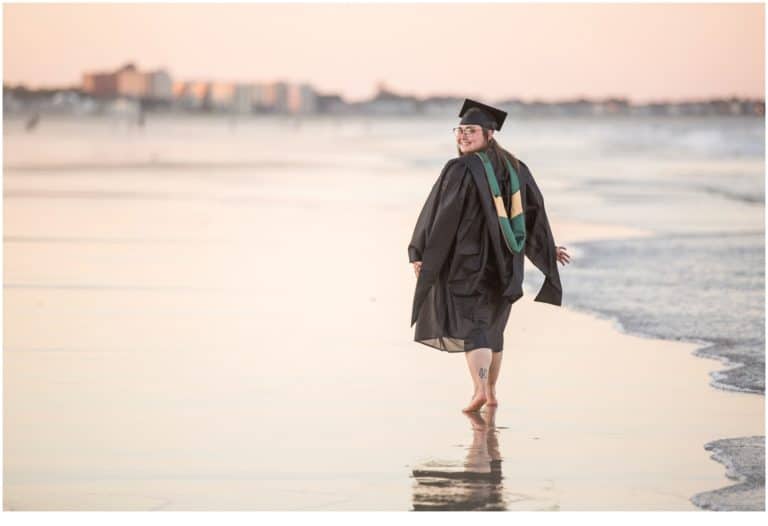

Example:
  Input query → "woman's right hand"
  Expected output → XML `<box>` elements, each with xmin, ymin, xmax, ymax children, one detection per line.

<box><xmin>412</xmin><ymin>261</ymin><xmax>423</xmax><ymax>278</ymax></box>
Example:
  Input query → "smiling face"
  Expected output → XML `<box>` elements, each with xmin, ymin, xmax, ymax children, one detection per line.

<box><xmin>455</xmin><ymin>125</ymin><xmax>493</xmax><ymax>154</ymax></box>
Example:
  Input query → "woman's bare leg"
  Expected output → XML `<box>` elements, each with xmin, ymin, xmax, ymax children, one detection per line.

<box><xmin>469</xmin><ymin>350</ymin><xmax>503</xmax><ymax>404</ymax></box>
<box><xmin>463</xmin><ymin>348</ymin><xmax>492</xmax><ymax>412</ymax></box>
<box><xmin>486</xmin><ymin>351</ymin><xmax>503</xmax><ymax>406</ymax></box>
<box><xmin>465</xmin><ymin>351</ymin><xmax>480</xmax><ymax>397</ymax></box>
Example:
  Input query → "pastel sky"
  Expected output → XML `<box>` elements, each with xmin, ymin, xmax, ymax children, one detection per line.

<box><xmin>3</xmin><ymin>1</ymin><xmax>764</xmax><ymax>102</ymax></box>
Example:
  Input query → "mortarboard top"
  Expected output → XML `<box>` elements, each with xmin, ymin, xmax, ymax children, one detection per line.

<box><xmin>458</xmin><ymin>98</ymin><xmax>507</xmax><ymax>131</ymax></box>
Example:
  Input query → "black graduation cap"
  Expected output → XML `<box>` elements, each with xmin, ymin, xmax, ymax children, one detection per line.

<box><xmin>458</xmin><ymin>98</ymin><xmax>507</xmax><ymax>131</ymax></box>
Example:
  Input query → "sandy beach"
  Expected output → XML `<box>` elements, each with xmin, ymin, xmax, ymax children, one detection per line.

<box><xmin>4</xmin><ymin>114</ymin><xmax>764</xmax><ymax>510</ymax></box>
<box><xmin>4</xmin><ymin>201</ymin><xmax>763</xmax><ymax>509</ymax></box>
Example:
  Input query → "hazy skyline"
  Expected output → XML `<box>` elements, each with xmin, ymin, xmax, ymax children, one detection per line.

<box><xmin>3</xmin><ymin>2</ymin><xmax>764</xmax><ymax>102</ymax></box>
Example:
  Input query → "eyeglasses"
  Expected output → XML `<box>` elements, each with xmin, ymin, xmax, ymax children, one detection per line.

<box><xmin>452</xmin><ymin>126</ymin><xmax>482</xmax><ymax>137</ymax></box>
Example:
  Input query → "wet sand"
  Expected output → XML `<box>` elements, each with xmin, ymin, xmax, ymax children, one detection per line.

<box><xmin>4</xmin><ymin>194</ymin><xmax>763</xmax><ymax>509</ymax></box>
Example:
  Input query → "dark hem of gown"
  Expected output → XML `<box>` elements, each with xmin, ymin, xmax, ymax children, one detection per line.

<box><xmin>413</xmin><ymin>338</ymin><xmax>503</xmax><ymax>353</ymax></box>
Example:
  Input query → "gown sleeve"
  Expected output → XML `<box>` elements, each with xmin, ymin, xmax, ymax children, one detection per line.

<box><xmin>407</xmin><ymin>183</ymin><xmax>433</xmax><ymax>263</ymax></box>
<box><xmin>522</xmin><ymin>163</ymin><xmax>563</xmax><ymax>306</ymax></box>
<box><xmin>408</xmin><ymin>160</ymin><xmax>470</xmax><ymax>325</ymax></box>
<box><xmin>407</xmin><ymin>160</ymin><xmax>468</xmax><ymax>265</ymax></box>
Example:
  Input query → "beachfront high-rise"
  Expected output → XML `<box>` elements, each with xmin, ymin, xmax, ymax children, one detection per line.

<box><xmin>82</xmin><ymin>62</ymin><xmax>172</xmax><ymax>101</ymax></box>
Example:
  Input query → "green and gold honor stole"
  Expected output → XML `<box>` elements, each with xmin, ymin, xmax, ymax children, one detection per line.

<box><xmin>474</xmin><ymin>151</ymin><xmax>526</xmax><ymax>254</ymax></box>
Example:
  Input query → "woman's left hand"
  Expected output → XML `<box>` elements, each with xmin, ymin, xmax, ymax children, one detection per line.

<box><xmin>556</xmin><ymin>246</ymin><xmax>571</xmax><ymax>266</ymax></box>
<box><xmin>412</xmin><ymin>260</ymin><xmax>423</xmax><ymax>278</ymax></box>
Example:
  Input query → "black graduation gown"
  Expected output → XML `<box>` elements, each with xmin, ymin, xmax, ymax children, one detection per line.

<box><xmin>407</xmin><ymin>148</ymin><xmax>562</xmax><ymax>353</ymax></box>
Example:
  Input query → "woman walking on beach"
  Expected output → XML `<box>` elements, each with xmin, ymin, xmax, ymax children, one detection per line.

<box><xmin>408</xmin><ymin>99</ymin><xmax>570</xmax><ymax>413</ymax></box>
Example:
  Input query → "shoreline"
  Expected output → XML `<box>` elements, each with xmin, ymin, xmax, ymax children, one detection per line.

<box><xmin>691</xmin><ymin>436</ymin><xmax>765</xmax><ymax>511</ymax></box>
<box><xmin>548</xmin><ymin>219</ymin><xmax>765</xmax><ymax>511</ymax></box>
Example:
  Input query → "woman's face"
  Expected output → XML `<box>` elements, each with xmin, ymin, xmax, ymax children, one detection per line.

<box><xmin>455</xmin><ymin>125</ymin><xmax>492</xmax><ymax>154</ymax></box>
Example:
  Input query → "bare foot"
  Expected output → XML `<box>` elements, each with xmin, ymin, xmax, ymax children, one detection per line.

<box><xmin>486</xmin><ymin>387</ymin><xmax>498</xmax><ymax>406</ymax></box>
<box><xmin>462</xmin><ymin>393</ymin><xmax>487</xmax><ymax>412</ymax></box>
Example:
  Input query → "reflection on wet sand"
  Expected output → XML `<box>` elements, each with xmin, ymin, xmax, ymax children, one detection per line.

<box><xmin>411</xmin><ymin>407</ymin><xmax>506</xmax><ymax>511</ymax></box>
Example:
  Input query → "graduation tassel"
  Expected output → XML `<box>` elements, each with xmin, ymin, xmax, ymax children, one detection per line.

<box><xmin>474</xmin><ymin>151</ymin><xmax>526</xmax><ymax>254</ymax></box>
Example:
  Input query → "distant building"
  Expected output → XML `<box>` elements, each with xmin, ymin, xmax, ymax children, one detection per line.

<box><xmin>83</xmin><ymin>62</ymin><xmax>172</xmax><ymax>100</ymax></box>
<box><xmin>82</xmin><ymin>71</ymin><xmax>118</xmax><ymax>98</ymax></box>
<box><xmin>112</xmin><ymin>63</ymin><xmax>145</xmax><ymax>97</ymax></box>
<box><xmin>209</xmin><ymin>81</ymin><xmax>236</xmax><ymax>110</ymax></box>
<box><xmin>3</xmin><ymin>90</ymin><xmax>24</xmax><ymax>113</ymax></box>
<box><xmin>143</xmin><ymin>69</ymin><xmax>173</xmax><ymax>101</ymax></box>
<box><xmin>231</xmin><ymin>83</ymin><xmax>254</xmax><ymax>114</ymax></box>
<box><xmin>495</xmin><ymin>99</ymin><xmax>527</xmax><ymax>117</ymax></box>
<box><xmin>263</xmin><ymin>81</ymin><xmax>290</xmax><ymax>112</ymax></box>
<box><xmin>364</xmin><ymin>84</ymin><xmax>419</xmax><ymax>114</ymax></box>
<box><xmin>173</xmin><ymin>80</ymin><xmax>209</xmax><ymax>110</ymax></box>
<box><xmin>315</xmin><ymin>93</ymin><xmax>348</xmax><ymax>114</ymax></box>
<box><xmin>593</xmin><ymin>97</ymin><xmax>630</xmax><ymax>115</ymax></box>
<box><xmin>250</xmin><ymin>84</ymin><xmax>269</xmax><ymax>112</ymax></box>
<box><xmin>287</xmin><ymin>83</ymin><xmax>317</xmax><ymax>114</ymax></box>
<box><xmin>422</xmin><ymin>96</ymin><xmax>463</xmax><ymax>116</ymax></box>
